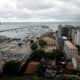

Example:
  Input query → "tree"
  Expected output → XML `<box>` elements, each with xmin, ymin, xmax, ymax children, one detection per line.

<box><xmin>30</xmin><ymin>39</ymin><xmax>34</xmax><ymax>44</ymax></box>
<box><xmin>44</xmin><ymin>49</ymin><xmax>64</xmax><ymax>60</ymax></box>
<box><xmin>36</xmin><ymin>37</ymin><xmax>39</xmax><ymax>40</ymax></box>
<box><xmin>3</xmin><ymin>61</ymin><xmax>20</xmax><ymax>75</ymax></box>
<box><xmin>30</xmin><ymin>49</ymin><xmax>45</xmax><ymax>61</ymax></box>
<box><xmin>36</xmin><ymin>63</ymin><xmax>45</xmax><ymax>77</ymax></box>
<box><xmin>38</xmin><ymin>39</ymin><xmax>47</xmax><ymax>48</ymax></box>
<box><xmin>18</xmin><ymin>43</ymin><xmax>23</xmax><ymax>47</ymax></box>
<box><xmin>45</xmin><ymin>52</ymin><xmax>55</xmax><ymax>60</ymax></box>
<box><xmin>53</xmin><ymin>49</ymin><xmax>64</xmax><ymax>61</ymax></box>
<box><xmin>30</xmin><ymin>43</ymin><xmax>38</xmax><ymax>50</ymax></box>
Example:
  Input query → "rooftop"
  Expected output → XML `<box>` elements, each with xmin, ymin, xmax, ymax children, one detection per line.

<box><xmin>74</xmin><ymin>55</ymin><xmax>80</xmax><ymax>62</ymax></box>
<box><xmin>66</xmin><ymin>64</ymin><xmax>75</xmax><ymax>70</ymax></box>
<box><xmin>62</xmin><ymin>36</ymin><xmax>68</xmax><ymax>39</ymax></box>
<box><xmin>64</xmin><ymin>40</ymin><xmax>77</xmax><ymax>49</ymax></box>
<box><xmin>26</xmin><ymin>62</ymin><xmax>40</xmax><ymax>74</ymax></box>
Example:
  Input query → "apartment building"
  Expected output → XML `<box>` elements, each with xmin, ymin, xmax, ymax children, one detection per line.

<box><xmin>64</xmin><ymin>40</ymin><xmax>78</xmax><ymax>59</ymax></box>
<box><xmin>72</xmin><ymin>55</ymin><xmax>80</xmax><ymax>70</ymax></box>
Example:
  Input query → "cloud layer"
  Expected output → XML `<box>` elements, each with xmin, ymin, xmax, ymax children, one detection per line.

<box><xmin>0</xmin><ymin>0</ymin><xmax>80</xmax><ymax>21</ymax></box>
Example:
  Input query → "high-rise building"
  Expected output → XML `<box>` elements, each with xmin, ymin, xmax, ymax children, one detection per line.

<box><xmin>71</xmin><ymin>28</ymin><xmax>76</xmax><ymax>44</ymax></box>
<box><xmin>61</xmin><ymin>25</ymin><xmax>75</xmax><ymax>39</ymax></box>
<box><xmin>71</xmin><ymin>26</ymin><xmax>80</xmax><ymax>46</ymax></box>
<box><xmin>72</xmin><ymin>55</ymin><xmax>80</xmax><ymax>70</ymax></box>
<box><xmin>58</xmin><ymin>25</ymin><xmax>75</xmax><ymax>39</ymax></box>
<box><xmin>58</xmin><ymin>25</ymin><xmax>62</xmax><ymax>38</ymax></box>
<box><xmin>72</xmin><ymin>27</ymin><xmax>80</xmax><ymax>46</ymax></box>
<box><xmin>57</xmin><ymin>25</ymin><xmax>75</xmax><ymax>49</ymax></box>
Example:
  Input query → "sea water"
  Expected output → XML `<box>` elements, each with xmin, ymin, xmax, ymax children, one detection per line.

<box><xmin>0</xmin><ymin>22</ymin><xmax>80</xmax><ymax>39</ymax></box>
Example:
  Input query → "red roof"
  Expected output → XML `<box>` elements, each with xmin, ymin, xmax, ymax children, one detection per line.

<box><xmin>74</xmin><ymin>55</ymin><xmax>80</xmax><ymax>62</ymax></box>
<box><xmin>26</xmin><ymin>62</ymin><xmax>40</xmax><ymax>74</ymax></box>
<box><xmin>66</xmin><ymin>64</ymin><xmax>75</xmax><ymax>70</ymax></box>
<box><xmin>64</xmin><ymin>40</ymin><xmax>77</xmax><ymax>49</ymax></box>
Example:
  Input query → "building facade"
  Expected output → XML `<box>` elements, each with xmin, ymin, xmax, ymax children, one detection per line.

<box><xmin>72</xmin><ymin>55</ymin><xmax>80</xmax><ymax>70</ymax></box>
<box><xmin>58</xmin><ymin>25</ymin><xmax>75</xmax><ymax>40</ymax></box>
<box><xmin>58</xmin><ymin>25</ymin><xmax>62</xmax><ymax>38</ymax></box>
<box><xmin>40</xmin><ymin>36</ymin><xmax>55</xmax><ymax>46</ymax></box>
<box><xmin>71</xmin><ymin>28</ymin><xmax>76</xmax><ymax>44</ymax></box>
<box><xmin>64</xmin><ymin>40</ymin><xmax>78</xmax><ymax>59</ymax></box>
<box><xmin>61</xmin><ymin>25</ymin><xmax>75</xmax><ymax>39</ymax></box>
<box><xmin>74</xmin><ymin>29</ymin><xmax>80</xmax><ymax>46</ymax></box>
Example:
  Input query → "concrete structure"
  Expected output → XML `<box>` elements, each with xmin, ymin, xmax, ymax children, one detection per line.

<box><xmin>58</xmin><ymin>25</ymin><xmax>75</xmax><ymax>39</ymax></box>
<box><xmin>75</xmin><ymin>29</ymin><xmax>80</xmax><ymax>46</ymax></box>
<box><xmin>72</xmin><ymin>27</ymin><xmax>80</xmax><ymax>46</ymax></box>
<box><xmin>58</xmin><ymin>36</ymin><xmax>68</xmax><ymax>49</ymax></box>
<box><xmin>61</xmin><ymin>25</ymin><xmax>75</xmax><ymax>39</ymax></box>
<box><xmin>58</xmin><ymin>25</ymin><xmax>62</xmax><ymax>38</ymax></box>
<box><xmin>71</xmin><ymin>28</ymin><xmax>76</xmax><ymax>44</ymax></box>
<box><xmin>64</xmin><ymin>40</ymin><xmax>78</xmax><ymax>59</ymax></box>
<box><xmin>55</xmin><ymin>31</ymin><xmax>60</xmax><ymax>49</ymax></box>
<box><xmin>72</xmin><ymin>55</ymin><xmax>80</xmax><ymax>70</ymax></box>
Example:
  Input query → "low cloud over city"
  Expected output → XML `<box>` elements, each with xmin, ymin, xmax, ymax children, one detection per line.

<box><xmin>0</xmin><ymin>0</ymin><xmax>80</xmax><ymax>21</ymax></box>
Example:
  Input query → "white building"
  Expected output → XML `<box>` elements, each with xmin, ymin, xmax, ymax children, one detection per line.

<box><xmin>72</xmin><ymin>55</ymin><xmax>80</xmax><ymax>70</ymax></box>
<box><xmin>58</xmin><ymin>25</ymin><xmax>62</xmax><ymax>38</ymax></box>
<box><xmin>64</xmin><ymin>40</ymin><xmax>78</xmax><ymax>59</ymax></box>
<box><xmin>74</xmin><ymin>29</ymin><xmax>80</xmax><ymax>46</ymax></box>
<box><xmin>71</xmin><ymin>27</ymin><xmax>80</xmax><ymax>46</ymax></box>
<box><xmin>71</xmin><ymin>28</ymin><xmax>76</xmax><ymax>44</ymax></box>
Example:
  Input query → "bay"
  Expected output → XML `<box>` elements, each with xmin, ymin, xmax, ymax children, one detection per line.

<box><xmin>0</xmin><ymin>22</ymin><xmax>80</xmax><ymax>39</ymax></box>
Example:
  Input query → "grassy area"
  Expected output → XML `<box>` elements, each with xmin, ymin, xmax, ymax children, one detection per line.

<box><xmin>65</xmin><ymin>74</ymin><xmax>80</xmax><ymax>79</ymax></box>
<box><xmin>55</xmin><ymin>74</ymin><xmax>80</xmax><ymax>80</ymax></box>
<box><xmin>0</xmin><ymin>76</ymin><xmax>15</xmax><ymax>80</ymax></box>
<box><xmin>34</xmin><ymin>76</ymin><xmax>43</xmax><ymax>80</ymax></box>
<box><xmin>0</xmin><ymin>76</ymin><xmax>43</xmax><ymax>80</ymax></box>
<box><xmin>0</xmin><ymin>75</ymin><xmax>34</xmax><ymax>80</ymax></box>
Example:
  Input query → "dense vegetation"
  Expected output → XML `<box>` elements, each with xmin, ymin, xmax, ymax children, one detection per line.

<box><xmin>55</xmin><ymin>75</ymin><xmax>80</xmax><ymax>80</ymax></box>
<box><xmin>30</xmin><ymin>43</ymin><xmax>38</xmax><ymax>50</ymax></box>
<box><xmin>30</xmin><ymin>49</ymin><xmax>45</xmax><ymax>61</ymax></box>
<box><xmin>3</xmin><ymin>61</ymin><xmax>20</xmax><ymax>75</ymax></box>
<box><xmin>30</xmin><ymin>39</ymin><xmax>34</xmax><ymax>44</ymax></box>
<box><xmin>38</xmin><ymin>39</ymin><xmax>47</xmax><ymax>47</ymax></box>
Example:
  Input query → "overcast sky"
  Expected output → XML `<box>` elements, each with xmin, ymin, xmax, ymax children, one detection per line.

<box><xmin>0</xmin><ymin>0</ymin><xmax>80</xmax><ymax>22</ymax></box>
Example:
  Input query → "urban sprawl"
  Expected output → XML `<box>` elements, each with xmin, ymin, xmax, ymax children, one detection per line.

<box><xmin>0</xmin><ymin>25</ymin><xmax>80</xmax><ymax>80</ymax></box>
